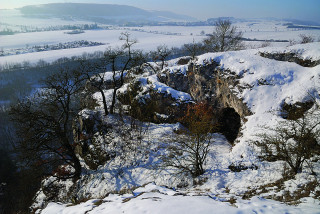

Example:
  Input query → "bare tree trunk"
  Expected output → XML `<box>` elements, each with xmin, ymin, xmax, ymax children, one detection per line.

<box><xmin>110</xmin><ymin>87</ymin><xmax>117</xmax><ymax>114</ymax></box>
<box><xmin>71</xmin><ymin>153</ymin><xmax>82</xmax><ymax>181</ymax></box>
<box><xmin>99</xmin><ymin>88</ymin><xmax>109</xmax><ymax>116</ymax></box>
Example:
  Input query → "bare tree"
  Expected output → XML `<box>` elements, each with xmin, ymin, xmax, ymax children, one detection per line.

<box><xmin>10</xmin><ymin>68</ymin><xmax>85</xmax><ymax>180</ymax></box>
<box><xmin>255</xmin><ymin>106</ymin><xmax>320</xmax><ymax>175</ymax></box>
<box><xmin>149</xmin><ymin>44</ymin><xmax>172</xmax><ymax>72</ymax></box>
<box><xmin>79</xmin><ymin>60</ymin><xmax>110</xmax><ymax>116</ymax></box>
<box><xmin>162</xmin><ymin>102</ymin><xmax>215</xmax><ymax>177</ymax></box>
<box><xmin>203</xmin><ymin>19</ymin><xmax>244</xmax><ymax>52</ymax></box>
<box><xmin>183</xmin><ymin>39</ymin><xmax>205</xmax><ymax>60</ymax></box>
<box><xmin>299</xmin><ymin>34</ymin><xmax>315</xmax><ymax>44</ymax></box>
<box><xmin>82</xmin><ymin>32</ymin><xmax>143</xmax><ymax>115</ymax></box>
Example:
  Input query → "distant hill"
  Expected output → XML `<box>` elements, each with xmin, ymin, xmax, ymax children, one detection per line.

<box><xmin>206</xmin><ymin>17</ymin><xmax>320</xmax><ymax>26</ymax></box>
<box><xmin>283</xmin><ymin>18</ymin><xmax>320</xmax><ymax>26</ymax></box>
<box><xmin>19</xmin><ymin>3</ymin><xmax>196</xmax><ymax>23</ymax></box>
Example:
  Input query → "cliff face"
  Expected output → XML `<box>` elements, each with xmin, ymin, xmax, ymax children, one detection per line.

<box><xmin>157</xmin><ymin>61</ymin><xmax>251</xmax><ymax>119</ymax></box>
<box><xmin>157</xmin><ymin>60</ymin><xmax>251</xmax><ymax>142</ymax></box>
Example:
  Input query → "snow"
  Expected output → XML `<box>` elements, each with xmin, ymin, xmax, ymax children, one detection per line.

<box><xmin>3</xmin><ymin>11</ymin><xmax>318</xmax><ymax>212</ymax></box>
<box><xmin>90</xmin><ymin>70</ymin><xmax>191</xmax><ymax>114</ymax></box>
<box><xmin>148</xmin><ymin>74</ymin><xmax>192</xmax><ymax>101</ymax></box>
<box><xmin>39</xmin><ymin>184</ymin><xmax>320</xmax><ymax>214</ymax></box>
<box><xmin>40</xmin><ymin>200</ymin><xmax>97</xmax><ymax>214</ymax></box>
<box><xmin>1</xmin><ymin>16</ymin><xmax>320</xmax><ymax>67</ymax></box>
<box><xmin>259</xmin><ymin>42</ymin><xmax>320</xmax><ymax>61</ymax></box>
<box><xmin>33</xmin><ymin>42</ymin><xmax>320</xmax><ymax>214</ymax></box>
<box><xmin>166</xmin><ymin>64</ymin><xmax>189</xmax><ymax>75</ymax></box>
<box><xmin>0</xmin><ymin>29</ymin><xmax>204</xmax><ymax>66</ymax></box>
<box><xmin>198</xmin><ymin>46</ymin><xmax>320</xmax><ymax>175</ymax></box>
<box><xmin>0</xmin><ymin>9</ymin><xmax>94</xmax><ymax>30</ymax></box>
<box><xmin>133</xmin><ymin>183</ymin><xmax>176</xmax><ymax>196</ymax></box>
<box><xmin>197</xmin><ymin>44</ymin><xmax>320</xmax><ymax>112</ymax></box>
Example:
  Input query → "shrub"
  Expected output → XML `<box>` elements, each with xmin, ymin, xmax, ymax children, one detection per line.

<box><xmin>163</xmin><ymin>101</ymin><xmax>216</xmax><ymax>177</ymax></box>
<box><xmin>299</xmin><ymin>34</ymin><xmax>315</xmax><ymax>44</ymax></box>
<box><xmin>255</xmin><ymin>105</ymin><xmax>320</xmax><ymax>174</ymax></box>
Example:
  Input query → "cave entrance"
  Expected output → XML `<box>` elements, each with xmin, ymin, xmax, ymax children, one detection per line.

<box><xmin>217</xmin><ymin>107</ymin><xmax>241</xmax><ymax>143</ymax></box>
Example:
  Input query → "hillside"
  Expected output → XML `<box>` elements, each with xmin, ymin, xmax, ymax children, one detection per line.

<box><xmin>33</xmin><ymin>42</ymin><xmax>320</xmax><ymax>213</ymax></box>
<box><xmin>19</xmin><ymin>3</ymin><xmax>196</xmax><ymax>23</ymax></box>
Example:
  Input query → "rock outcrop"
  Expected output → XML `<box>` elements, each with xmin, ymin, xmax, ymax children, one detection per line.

<box><xmin>158</xmin><ymin>61</ymin><xmax>251</xmax><ymax>119</ymax></box>
<box><xmin>259</xmin><ymin>52</ymin><xmax>320</xmax><ymax>67</ymax></box>
<box><xmin>157</xmin><ymin>60</ymin><xmax>252</xmax><ymax>142</ymax></box>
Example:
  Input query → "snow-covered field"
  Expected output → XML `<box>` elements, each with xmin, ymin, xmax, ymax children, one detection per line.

<box><xmin>35</xmin><ymin>43</ymin><xmax>320</xmax><ymax>214</ymax></box>
<box><xmin>1</xmin><ymin>10</ymin><xmax>320</xmax><ymax>67</ymax></box>
<box><xmin>0</xmin><ymin>29</ymin><xmax>205</xmax><ymax>66</ymax></box>
<box><xmin>0</xmin><ymin>9</ymin><xmax>95</xmax><ymax>30</ymax></box>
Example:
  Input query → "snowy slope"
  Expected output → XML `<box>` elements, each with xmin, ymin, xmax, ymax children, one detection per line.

<box><xmin>40</xmin><ymin>184</ymin><xmax>319</xmax><ymax>214</ymax></box>
<box><xmin>37</xmin><ymin>43</ymin><xmax>320</xmax><ymax>213</ymax></box>
<box><xmin>195</xmin><ymin>43</ymin><xmax>320</xmax><ymax>162</ymax></box>
<box><xmin>260</xmin><ymin>42</ymin><xmax>320</xmax><ymax>61</ymax></box>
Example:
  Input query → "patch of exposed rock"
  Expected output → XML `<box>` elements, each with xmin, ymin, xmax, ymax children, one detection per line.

<box><xmin>118</xmin><ymin>83</ymin><xmax>189</xmax><ymax>124</ymax></box>
<box><xmin>157</xmin><ymin>61</ymin><xmax>251</xmax><ymax>119</ymax></box>
<box><xmin>259</xmin><ymin>52</ymin><xmax>320</xmax><ymax>67</ymax></box>
<box><xmin>157</xmin><ymin>61</ymin><xmax>252</xmax><ymax>142</ymax></box>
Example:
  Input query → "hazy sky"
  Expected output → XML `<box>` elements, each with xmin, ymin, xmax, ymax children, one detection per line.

<box><xmin>1</xmin><ymin>0</ymin><xmax>320</xmax><ymax>22</ymax></box>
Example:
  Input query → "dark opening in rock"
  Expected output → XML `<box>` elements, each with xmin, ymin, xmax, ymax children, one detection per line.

<box><xmin>217</xmin><ymin>107</ymin><xmax>241</xmax><ymax>143</ymax></box>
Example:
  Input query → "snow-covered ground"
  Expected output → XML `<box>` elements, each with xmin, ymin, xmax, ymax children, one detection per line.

<box><xmin>0</xmin><ymin>9</ymin><xmax>95</xmax><ymax>30</ymax></box>
<box><xmin>2</xmin><ymin>10</ymin><xmax>320</xmax><ymax>213</ymax></box>
<box><xmin>1</xmin><ymin>12</ymin><xmax>320</xmax><ymax>67</ymax></box>
<box><xmin>0</xmin><ymin>29</ymin><xmax>205</xmax><ymax>66</ymax></box>
<box><xmin>36</xmin><ymin>42</ymin><xmax>320</xmax><ymax>213</ymax></box>
<box><xmin>40</xmin><ymin>183</ymin><xmax>319</xmax><ymax>214</ymax></box>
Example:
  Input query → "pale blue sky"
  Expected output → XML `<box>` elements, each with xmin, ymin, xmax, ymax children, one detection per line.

<box><xmin>1</xmin><ymin>0</ymin><xmax>320</xmax><ymax>22</ymax></box>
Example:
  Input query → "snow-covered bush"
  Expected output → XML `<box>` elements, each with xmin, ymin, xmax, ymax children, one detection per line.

<box><xmin>255</xmin><ymin>105</ymin><xmax>320</xmax><ymax>175</ymax></box>
<box><xmin>118</xmin><ymin>80</ymin><xmax>160</xmax><ymax>122</ymax></box>
<box><xmin>299</xmin><ymin>34</ymin><xmax>315</xmax><ymax>44</ymax></box>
